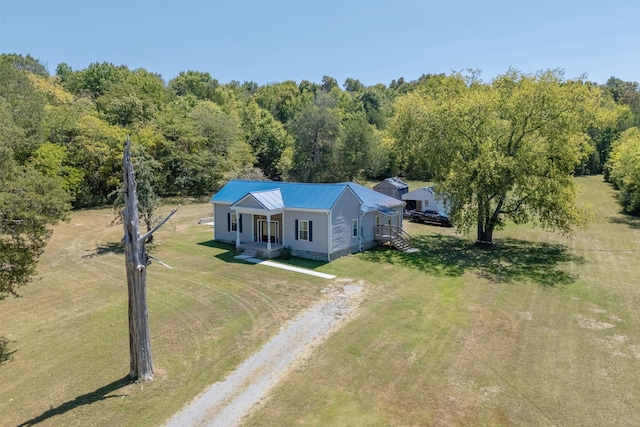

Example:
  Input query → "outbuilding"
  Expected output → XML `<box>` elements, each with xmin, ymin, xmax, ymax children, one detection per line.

<box><xmin>373</xmin><ymin>177</ymin><xmax>409</xmax><ymax>200</ymax></box>
<box><xmin>402</xmin><ymin>186</ymin><xmax>450</xmax><ymax>214</ymax></box>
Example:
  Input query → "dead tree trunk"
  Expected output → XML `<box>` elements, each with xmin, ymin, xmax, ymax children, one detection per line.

<box><xmin>122</xmin><ymin>136</ymin><xmax>178</xmax><ymax>381</ymax></box>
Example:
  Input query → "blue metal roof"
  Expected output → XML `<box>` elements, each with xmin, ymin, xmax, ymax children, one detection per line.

<box><xmin>345</xmin><ymin>182</ymin><xmax>405</xmax><ymax>212</ymax></box>
<box><xmin>212</xmin><ymin>180</ymin><xmax>404</xmax><ymax>212</ymax></box>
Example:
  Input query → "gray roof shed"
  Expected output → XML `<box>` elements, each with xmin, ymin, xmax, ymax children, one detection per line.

<box><xmin>373</xmin><ymin>177</ymin><xmax>409</xmax><ymax>200</ymax></box>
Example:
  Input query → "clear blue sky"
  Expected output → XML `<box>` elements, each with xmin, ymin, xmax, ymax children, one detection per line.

<box><xmin>1</xmin><ymin>0</ymin><xmax>638</xmax><ymax>86</ymax></box>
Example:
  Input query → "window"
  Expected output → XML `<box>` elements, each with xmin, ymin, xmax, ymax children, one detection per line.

<box><xmin>298</xmin><ymin>220</ymin><xmax>309</xmax><ymax>241</ymax></box>
<box><xmin>352</xmin><ymin>219</ymin><xmax>358</xmax><ymax>238</ymax></box>
<box><xmin>230</xmin><ymin>213</ymin><xmax>237</xmax><ymax>232</ymax></box>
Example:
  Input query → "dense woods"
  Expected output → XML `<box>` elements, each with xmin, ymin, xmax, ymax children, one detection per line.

<box><xmin>2</xmin><ymin>54</ymin><xmax>639</xmax><ymax>209</ymax></box>
<box><xmin>1</xmin><ymin>53</ymin><xmax>640</xmax><ymax>290</ymax></box>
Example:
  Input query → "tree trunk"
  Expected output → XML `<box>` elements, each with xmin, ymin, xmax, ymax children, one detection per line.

<box><xmin>123</xmin><ymin>137</ymin><xmax>154</xmax><ymax>381</ymax></box>
<box><xmin>476</xmin><ymin>223</ymin><xmax>495</xmax><ymax>246</ymax></box>
<box><xmin>475</xmin><ymin>197</ymin><xmax>496</xmax><ymax>246</ymax></box>
<box><xmin>122</xmin><ymin>136</ymin><xmax>179</xmax><ymax>381</ymax></box>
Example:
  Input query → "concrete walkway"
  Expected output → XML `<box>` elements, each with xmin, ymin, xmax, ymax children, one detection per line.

<box><xmin>234</xmin><ymin>255</ymin><xmax>336</xmax><ymax>279</ymax></box>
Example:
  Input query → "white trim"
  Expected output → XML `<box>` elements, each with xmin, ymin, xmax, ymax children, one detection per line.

<box><xmin>267</xmin><ymin>213</ymin><xmax>272</xmax><ymax>250</ymax></box>
<box><xmin>287</xmin><ymin>207</ymin><xmax>331</xmax><ymax>214</ymax></box>
<box><xmin>230</xmin><ymin>212</ymin><xmax>238</xmax><ymax>232</ymax></box>
<box><xmin>257</xmin><ymin>219</ymin><xmax>279</xmax><ymax>245</ymax></box>
<box><xmin>232</xmin><ymin>206</ymin><xmax>284</xmax><ymax>216</ymax></box>
<box><xmin>359</xmin><ymin>203</ymin><xmax>364</xmax><ymax>250</ymax></box>
<box><xmin>328</xmin><ymin>211</ymin><xmax>332</xmax><ymax>261</ymax></box>
<box><xmin>298</xmin><ymin>220</ymin><xmax>309</xmax><ymax>241</ymax></box>
<box><xmin>281</xmin><ymin>211</ymin><xmax>286</xmax><ymax>247</ymax></box>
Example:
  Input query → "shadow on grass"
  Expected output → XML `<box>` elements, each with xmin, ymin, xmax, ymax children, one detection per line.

<box><xmin>16</xmin><ymin>376</ymin><xmax>133</xmax><ymax>427</ymax></box>
<box><xmin>82</xmin><ymin>242</ymin><xmax>124</xmax><ymax>259</ymax></box>
<box><xmin>0</xmin><ymin>336</ymin><xmax>16</xmax><ymax>365</ymax></box>
<box><xmin>607</xmin><ymin>214</ymin><xmax>640</xmax><ymax>230</ymax></box>
<box><xmin>197</xmin><ymin>240</ymin><xmax>239</xmax><ymax>263</ymax></box>
<box><xmin>360</xmin><ymin>235</ymin><xmax>584</xmax><ymax>287</ymax></box>
<box><xmin>197</xmin><ymin>240</ymin><xmax>330</xmax><ymax>270</ymax></box>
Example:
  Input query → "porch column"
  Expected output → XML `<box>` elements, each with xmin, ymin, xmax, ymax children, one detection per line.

<box><xmin>235</xmin><ymin>212</ymin><xmax>241</xmax><ymax>247</ymax></box>
<box><xmin>267</xmin><ymin>213</ymin><xmax>272</xmax><ymax>250</ymax></box>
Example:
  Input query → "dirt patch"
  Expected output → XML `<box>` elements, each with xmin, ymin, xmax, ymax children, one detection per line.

<box><xmin>574</xmin><ymin>314</ymin><xmax>615</xmax><ymax>330</ymax></box>
<box><xmin>163</xmin><ymin>279</ymin><xmax>365</xmax><ymax>427</ymax></box>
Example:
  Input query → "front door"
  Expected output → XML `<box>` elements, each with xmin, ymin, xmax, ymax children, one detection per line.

<box><xmin>258</xmin><ymin>220</ymin><xmax>279</xmax><ymax>244</ymax></box>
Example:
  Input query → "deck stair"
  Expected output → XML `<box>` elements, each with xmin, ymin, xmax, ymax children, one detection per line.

<box><xmin>375</xmin><ymin>225</ymin><xmax>413</xmax><ymax>252</ymax></box>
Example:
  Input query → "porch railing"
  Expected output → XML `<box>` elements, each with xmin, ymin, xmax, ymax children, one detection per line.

<box><xmin>375</xmin><ymin>224</ymin><xmax>412</xmax><ymax>248</ymax></box>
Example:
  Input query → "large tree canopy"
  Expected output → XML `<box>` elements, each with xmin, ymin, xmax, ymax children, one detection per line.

<box><xmin>390</xmin><ymin>70</ymin><xmax>621</xmax><ymax>244</ymax></box>
<box><xmin>0</xmin><ymin>59</ymin><xmax>71</xmax><ymax>298</ymax></box>
<box><xmin>607</xmin><ymin>127</ymin><xmax>640</xmax><ymax>214</ymax></box>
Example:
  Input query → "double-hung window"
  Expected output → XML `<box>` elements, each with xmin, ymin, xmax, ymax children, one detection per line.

<box><xmin>230</xmin><ymin>213</ymin><xmax>238</xmax><ymax>232</ymax></box>
<box><xmin>352</xmin><ymin>219</ymin><xmax>358</xmax><ymax>238</ymax></box>
<box><xmin>298</xmin><ymin>220</ymin><xmax>309</xmax><ymax>241</ymax></box>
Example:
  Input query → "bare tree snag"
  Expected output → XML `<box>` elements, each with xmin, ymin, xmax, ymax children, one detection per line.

<box><xmin>122</xmin><ymin>136</ymin><xmax>179</xmax><ymax>381</ymax></box>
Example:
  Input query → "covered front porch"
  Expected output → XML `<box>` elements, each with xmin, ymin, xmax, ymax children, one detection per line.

<box><xmin>231</xmin><ymin>188</ymin><xmax>286</xmax><ymax>259</ymax></box>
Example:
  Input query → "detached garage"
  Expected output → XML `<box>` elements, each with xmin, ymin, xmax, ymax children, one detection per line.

<box><xmin>402</xmin><ymin>186</ymin><xmax>450</xmax><ymax>214</ymax></box>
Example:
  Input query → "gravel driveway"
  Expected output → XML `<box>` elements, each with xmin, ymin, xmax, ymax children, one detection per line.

<box><xmin>163</xmin><ymin>279</ymin><xmax>364</xmax><ymax>427</ymax></box>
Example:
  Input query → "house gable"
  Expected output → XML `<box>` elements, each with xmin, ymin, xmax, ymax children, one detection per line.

<box><xmin>232</xmin><ymin>189</ymin><xmax>284</xmax><ymax>213</ymax></box>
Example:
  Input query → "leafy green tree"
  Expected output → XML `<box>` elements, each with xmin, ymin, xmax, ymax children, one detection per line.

<box><xmin>168</xmin><ymin>70</ymin><xmax>219</xmax><ymax>100</ymax></box>
<box><xmin>241</xmin><ymin>100</ymin><xmax>292</xmax><ymax>179</ymax></box>
<box><xmin>97</xmin><ymin>68</ymin><xmax>168</xmax><ymax>127</ymax></box>
<box><xmin>0</xmin><ymin>53</ymin><xmax>49</xmax><ymax>77</ymax></box>
<box><xmin>0</xmin><ymin>60</ymin><xmax>46</xmax><ymax>162</ymax></box>
<box><xmin>0</xmin><ymin>148</ymin><xmax>71</xmax><ymax>299</ymax></box>
<box><xmin>29</xmin><ymin>142</ymin><xmax>84</xmax><ymax>199</ymax></box>
<box><xmin>358</xmin><ymin>86</ymin><xmax>390</xmax><ymax>129</ymax></box>
<box><xmin>337</xmin><ymin>111</ymin><xmax>376</xmax><ymax>181</ymax></box>
<box><xmin>602</xmin><ymin>77</ymin><xmax>640</xmax><ymax>129</ymax></box>
<box><xmin>153</xmin><ymin>97</ymin><xmax>253</xmax><ymax>195</ymax></box>
<box><xmin>287</xmin><ymin>103</ymin><xmax>340</xmax><ymax>182</ymax></box>
<box><xmin>603</xmin><ymin>77</ymin><xmax>639</xmax><ymax>103</ymax></box>
<box><xmin>0</xmin><ymin>81</ymin><xmax>71</xmax><ymax>299</ymax></box>
<box><xmin>58</xmin><ymin>62</ymin><xmax>129</xmax><ymax>99</ymax></box>
<box><xmin>343</xmin><ymin>77</ymin><xmax>364</xmax><ymax>93</ymax></box>
<box><xmin>607</xmin><ymin>127</ymin><xmax>640</xmax><ymax>214</ymax></box>
<box><xmin>321</xmin><ymin>75</ymin><xmax>339</xmax><ymax>93</ymax></box>
<box><xmin>390</xmin><ymin>70</ymin><xmax>620</xmax><ymax>244</ymax></box>
<box><xmin>255</xmin><ymin>81</ymin><xmax>312</xmax><ymax>123</ymax></box>
<box><xmin>65</xmin><ymin>115</ymin><xmax>127</xmax><ymax>206</ymax></box>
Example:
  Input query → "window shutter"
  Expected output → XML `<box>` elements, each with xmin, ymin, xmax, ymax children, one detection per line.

<box><xmin>295</xmin><ymin>220</ymin><xmax>298</xmax><ymax>240</ymax></box>
<box><xmin>239</xmin><ymin>214</ymin><xmax>243</xmax><ymax>233</ymax></box>
<box><xmin>227</xmin><ymin>213</ymin><xmax>231</xmax><ymax>232</ymax></box>
<box><xmin>309</xmin><ymin>221</ymin><xmax>313</xmax><ymax>242</ymax></box>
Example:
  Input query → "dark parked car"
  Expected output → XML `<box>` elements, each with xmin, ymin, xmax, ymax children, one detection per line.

<box><xmin>411</xmin><ymin>210</ymin><xmax>452</xmax><ymax>227</ymax></box>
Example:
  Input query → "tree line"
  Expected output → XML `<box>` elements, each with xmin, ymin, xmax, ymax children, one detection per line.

<box><xmin>1</xmin><ymin>53</ymin><xmax>640</xmax><ymax>297</ymax></box>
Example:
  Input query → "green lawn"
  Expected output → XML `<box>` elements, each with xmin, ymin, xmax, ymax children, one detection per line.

<box><xmin>1</xmin><ymin>176</ymin><xmax>640</xmax><ymax>426</ymax></box>
<box><xmin>244</xmin><ymin>176</ymin><xmax>640</xmax><ymax>426</ymax></box>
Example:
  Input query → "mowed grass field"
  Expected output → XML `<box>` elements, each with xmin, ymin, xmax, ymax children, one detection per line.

<box><xmin>2</xmin><ymin>175</ymin><xmax>640</xmax><ymax>426</ymax></box>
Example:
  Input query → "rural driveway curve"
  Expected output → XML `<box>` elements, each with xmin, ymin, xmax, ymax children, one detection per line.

<box><xmin>163</xmin><ymin>279</ymin><xmax>364</xmax><ymax>427</ymax></box>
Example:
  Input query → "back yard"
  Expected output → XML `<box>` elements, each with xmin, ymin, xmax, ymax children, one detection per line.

<box><xmin>1</xmin><ymin>176</ymin><xmax>639</xmax><ymax>426</ymax></box>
